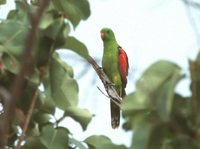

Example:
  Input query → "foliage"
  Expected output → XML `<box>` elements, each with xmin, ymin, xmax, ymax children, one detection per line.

<box><xmin>0</xmin><ymin>0</ymin><xmax>200</xmax><ymax>149</ymax></box>
<box><xmin>122</xmin><ymin>55</ymin><xmax>200</xmax><ymax>149</ymax></box>
<box><xmin>0</xmin><ymin>0</ymin><xmax>92</xmax><ymax>148</ymax></box>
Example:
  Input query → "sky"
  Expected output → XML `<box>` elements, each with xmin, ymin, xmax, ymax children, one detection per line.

<box><xmin>0</xmin><ymin>0</ymin><xmax>200</xmax><ymax>147</ymax></box>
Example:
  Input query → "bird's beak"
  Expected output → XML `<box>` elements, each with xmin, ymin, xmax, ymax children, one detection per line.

<box><xmin>100</xmin><ymin>32</ymin><xmax>104</xmax><ymax>40</ymax></box>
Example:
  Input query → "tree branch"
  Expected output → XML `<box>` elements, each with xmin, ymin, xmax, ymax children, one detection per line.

<box><xmin>86</xmin><ymin>56</ymin><xmax>122</xmax><ymax>108</ymax></box>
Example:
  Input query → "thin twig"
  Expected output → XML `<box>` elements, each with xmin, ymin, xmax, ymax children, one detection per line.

<box><xmin>97</xmin><ymin>86</ymin><xmax>121</xmax><ymax>108</ymax></box>
<box><xmin>15</xmin><ymin>89</ymin><xmax>38</xmax><ymax>149</ymax></box>
<box><xmin>97</xmin><ymin>86</ymin><xmax>109</xmax><ymax>98</ymax></box>
<box><xmin>86</xmin><ymin>56</ymin><xmax>122</xmax><ymax>108</ymax></box>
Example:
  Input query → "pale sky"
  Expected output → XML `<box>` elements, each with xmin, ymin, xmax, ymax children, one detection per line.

<box><xmin>1</xmin><ymin>0</ymin><xmax>200</xmax><ymax>147</ymax></box>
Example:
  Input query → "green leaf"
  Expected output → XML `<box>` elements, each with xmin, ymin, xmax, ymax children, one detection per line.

<box><xmin>84</xmin><ymin>135</ymin><xmax>112</xmax><ymax>149</ymax></box>
<box><xmin>0</xmin><ymin>20</ymin><xmax>28</xmax><ymax>57</ymax></box>
<box><xmin>22</xmin><ymin>137</ymin><xmax>46</xmax><ymax>149</ymax></box>
<box><xmin>7</xmin><ymin>1</ymin><xmax>30</xmax><ymax>23</ymax></box>
<box><xmin>64</xmin><ymin>107</ymin><xmax>93</xmax><ymax>130</ymax></box>
<box><xmin>156</xmin><ymin>68</ymin><xmax>183</xmax><ymax>122</ymax></box>
<box><xmin>52</xmin><ymin>0</ymin><xmax>90</xmax><ymax>27</ymax></box>
<box><xmin>33</xmin><ymin>110</ymin><xmax>51</xmax><ymax>125</ymax></box>
<box><xmin>122</xmin><ymin>92</ymin><xmax>151</xmax><ymax>116</ymax></box>
<box><xmin>136</xmin><ymin>60</ymin><xmax>181</xmax><ymax>94</ymax></box>
<box><xmin>39</xmin><ymin>11</ymin><xmax>55</xmax><ymax>29</ymax></box>
<box><xmin>1</xmin><ymin>53</ymin><xmax>19</xmax><ymax>74</ymax></box>
<box><xmin>0</xmin><ymin>0</ymin><xmax>6</xmax><ymax>5</ymax></box>
<box><xmin>123</xmin><ymin>60</ymin><xmax>183</xmax><ymax>122</ymax></box>
<box><xmin>43</xmin><ymin>18</ymin><xmax>64</xmax><ymax>40</ymax></box>
<box><xmin>40</xmin><ymin>124</ymin><xmax>68</xmax><ymax>149</ymax></box>
<box><xmin>50</xmin><ymin>53</ymin><xmax>78</xmax><ymax>110</ymax></box>
<box><xmin>131</xmin><ymin>121</ymin><xmax>153</xmax><ymax>149</ymax></box>
<box><xmin>69</xmin><ymin>137</ymin><xmax>88</xmax><ymax>149</ymax></box>
<box><xmin>62</xmin><ymin>36</ymin><xmax>89</xmax><ymax>59</ymax></box>
<box><xmin>37</xmin><ymin>89</ymin><xmax>56</xmax><ymax>114</ymax></box>
<box><xmin>97</xmin><ymin>143</ymin><xmax>127</xmax><ymax>149</ymax></box>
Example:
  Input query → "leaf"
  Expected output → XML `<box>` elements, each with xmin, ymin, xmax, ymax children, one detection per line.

<box><xmin>38</xmin><ymin>93</ymin><xmax>56</xmax><ymax>115</ymax></box>
<box><xmin>84</xmin><ymin>135</ymin><xmax>112</xmax><ymax>149</ymax></box>
<box><xmin>96</xmin><ymin>143</ymin><xmax>127</xmax><ymax>149</ymax></box>
<box><xmin>122</xmin><ymin>92</ymin><xmax>151</xmax><ymax>116</ymax></box>
<box><xmin>7</xmin><ymin>1</ymin><xmax>30</xmax><ymax>23</ymax></box>
<box><xmin>1</xmin><ymin>53</ymin><xmax>19</xmax><ymax>74</ymax></box>
<box><xmin>69</xmin><ymin>137</ymin><xmax>88</xmax><ymax>149</ymax></box>
<box><xmin>130</xmin><ymin>120</ymin><xmax>154</xmax><ymax>149</ymax></box>
<box><xmin>136</xmin><ymin>60</ymin><xmax>181</xmax><ymax>94</ymax></box>
<box><xmin>43</xmin><ymin>18</ymin><xmax>64</xmax><ymax>40</ymax></box>
<box><xmin>0</xmin><ymin>0</ymin><xmax>6</xmax><ymax>5</ymax></box>
<box><xmin>0</xmin><ymin>20</ymin><xmax>28</xmax><ymax>57</ymax></box>
<box><xmin>64</xmin><ymin>107</ymin><xmax>93</xmax><ymax>130</ymax></box>
<box><xmin>33</xmin><ymin>110</ymin><xmax>51</xmax><ymax>125</ymax></box>
<box><xmin>40</xmin><ymin>124</ymin><xmax>68</xmax><ymax>149</ymax></box>
<box><xmin>156</xmin><ymin>68</ymin><xmax>183</xmax><ymax>122</ymax></box>
<box><xmin>39</xmin><ymin>11</ymin><xmax>55</xmax><ymax>29</ymax></box>
<box><xmin>123</xmin><ymin>60</ymin><xmax>183</xmax><ymax>122</ymax></box>
<box><xmin>22</xmin><ymin>137</ymin><xmax>46</xmax><ymax>149</ymax></box>
<box><xmin>52</xmin><ymin>0</ymin><xmax>90</xmax><ymax>27</ymax></box>
<box><xmin>62</xmin><ymin>36</ymin><xmax>89</xmax><ymax>59</ymax></box>
<box><xmin>50</xmin><ymin>53</ymin><xmax>79</xmax><ymax>110</ymax></box>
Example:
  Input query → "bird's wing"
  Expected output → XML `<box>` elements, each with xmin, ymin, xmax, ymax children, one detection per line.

<box><xmin>118</xmin><ymin>46</ymin><xmax>129</xmax><ymax>87</ymax></box>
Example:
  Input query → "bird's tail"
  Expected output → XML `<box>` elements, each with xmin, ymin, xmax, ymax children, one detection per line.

<box><xmin>111</xmin><ymin>101</ymin><xmax>120</xmax><ymax>129</ymax></box>
<box><xmin>111</xmin><ymin>86</ymin><xmax>126</xmax><ymax>129</ymax></box>
<box><xmin>122</xmin><ymin>87</ymin><xmax>126</xmax><ymax>97</ymax></box>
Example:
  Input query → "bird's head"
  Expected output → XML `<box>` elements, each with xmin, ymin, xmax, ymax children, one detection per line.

<box><xmin>100</xmin><ymin>28</ymin><xmax>116</xmax><ymax>42</ymax></box>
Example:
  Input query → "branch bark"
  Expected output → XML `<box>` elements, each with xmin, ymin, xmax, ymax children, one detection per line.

<box><xmin>86</xmin><ymin>56</ymin><xmax>122</xmax><ymax>108</ymax></box>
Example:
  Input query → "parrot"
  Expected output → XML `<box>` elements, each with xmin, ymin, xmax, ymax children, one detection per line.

<box><xmin>100</xmin><ymin>28</ymin><xmax>129</xmax><ymax>129</ymax></box>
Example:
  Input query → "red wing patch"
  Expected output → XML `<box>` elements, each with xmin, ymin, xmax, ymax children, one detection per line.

<box><xmin>118</xmin><ymin>47</ymin><xmax>129</xmax><ymax>87</ymax></box>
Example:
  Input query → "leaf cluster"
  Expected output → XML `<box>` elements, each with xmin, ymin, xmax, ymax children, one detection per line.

<box><xmin>122</xmin><ymin>55</ymin><xmax>200</xmax><ymax>149</ymax></box>
<box><xmin>0</xmin><ymin>0</ymin><xmax>93</xmax><ymax>148</ymax></box>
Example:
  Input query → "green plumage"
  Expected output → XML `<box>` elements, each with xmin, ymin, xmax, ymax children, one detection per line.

<box><xmin>101</xmin><ymin>28</ymin><xmax>123</xmax><ymax>128</ymax></box>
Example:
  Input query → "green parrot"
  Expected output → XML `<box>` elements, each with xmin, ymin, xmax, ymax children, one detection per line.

<box><xmin>100</xmin><ymin>28</ymin><xmax>129</xmax><ymax>129</ymax></box>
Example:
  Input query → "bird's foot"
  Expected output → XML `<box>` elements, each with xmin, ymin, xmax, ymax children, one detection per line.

<box><xmin>98</xmin><ymin>66</ymin><xmax>103</xmax><ymax>70</ymax></box>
